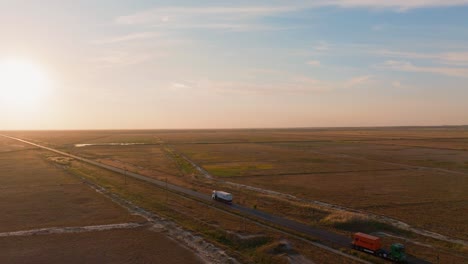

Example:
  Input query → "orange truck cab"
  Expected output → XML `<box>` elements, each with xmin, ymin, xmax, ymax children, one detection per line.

<box><xmin>351</xmin><ymin>232</ymin><xmax>382</xmax><ymax>253</ymax></box>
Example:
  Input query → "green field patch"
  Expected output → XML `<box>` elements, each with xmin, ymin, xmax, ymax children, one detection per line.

<box><xmin>204</xmin><ymin>162</ymin><xmax>274</xmax><ymax>177</ymax></box>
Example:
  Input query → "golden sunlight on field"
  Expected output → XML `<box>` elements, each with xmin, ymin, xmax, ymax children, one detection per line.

<box><xmin>0</xmin><ymin>59</ymin><xmax>51</xmax><ymax>108</ymax></box>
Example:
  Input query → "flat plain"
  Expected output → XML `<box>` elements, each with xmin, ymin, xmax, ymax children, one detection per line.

<box><xmin>0</xmin><ymin>136</ymin><xmax>203</xmax><ymax>264</ymax></box>
<box><xmin>166</xmin><ymin>128</ymin><xmax>468</xmax><ymax>241</ymax></box>
<box><xmin>6</xmin><ymin>128</ymin><xmax>468</xmax><ymax>239</ymax></box>
<box><xmin>3</xmin><ymin>127</ymin><xmax>468</xmax><ymax>263</ymax></box>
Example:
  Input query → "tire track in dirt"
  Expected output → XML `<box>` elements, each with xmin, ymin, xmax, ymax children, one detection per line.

<box><xmin>0</xmin><ymin>223</ymin><xmax>146</xmax><ymax>237</ymax></box>
<box><xmin>220</xmin><ymin>168</ymin><xmax>411</xmax><ymax>178</ymax></box>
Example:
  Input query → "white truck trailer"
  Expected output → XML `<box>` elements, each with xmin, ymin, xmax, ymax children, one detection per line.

<box><xmin>212</xmin><ymin>190</ymin><xmax>233</xmax><ymax>204</ymax></box>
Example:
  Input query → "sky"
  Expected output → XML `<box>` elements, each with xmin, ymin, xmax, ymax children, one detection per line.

<box><xmin>0</xmin><ymin>0</ymin><xmax>468</xmax><ymax>129</ymax></box>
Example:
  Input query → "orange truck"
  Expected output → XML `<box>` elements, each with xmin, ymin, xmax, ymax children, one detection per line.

<box><xmin>351</xmin><ymin>232</ymin><xmax>407</xmax><ymax>263</ymax></box>
<box><xmin>352</xmin><ymin>232</ymin><xmax>382</xmax><ymax>253</ymax></box>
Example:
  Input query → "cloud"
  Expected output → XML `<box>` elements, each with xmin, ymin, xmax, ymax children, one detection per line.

<box><xmin>295</xmin><ymin>41</ymin><xmax>330</xmax><ymax>57</ymax></box>
<box><xmin>343</xmin><ymin>75</ymin><xmax>372</xmax><ymax>88</ymax></box>
<box><xmin>313</xmin><ymin>41</ymin><xmax>329</xmax><ymax>51</ymax></box>
<box><xmin>381</xmin><ymin>60</ymin><xmax>468</xmax><ymax>78</ymax></box>
<box><xmin>373</xmin><ymin>49</ymin><xmax>468</xmax><ymax>66</ymax></box>
<box><xmin>90</xmin><ymin>51</ymin><xmax>167</xmax><ymax>68</ymax></box>
<box><xmin>440</xmin><ymin>52</ymin><xmax>468</xmax><ymax>65</ymax></box>
<box><xmin>117</xmin><ymin>1</ymin><xmax>468</xmax><ymax>28</ymax></box>
<box><xmin>92</xmin><ymin>32</ymin><xmax>159</xmax><ymax>44</ymax></box>
<box><xmin>288</xmin><ymin>77</ymin><xmax>333</xmax><ymax>93</ymax></box>
<box><xmin>113</xmin><ymin>2</ymin><xmax>468</xmax><ymax>33</ymax></box>
<box><xmin>156</xmin><ymin>23</ymin><xmax>290</xmax><ymax>31</ymax></box>
<box><xmin>168</xmin><ymin>77</ymin><xmax>332</xmax><ymax>95</ymax></box>
<box><xmin>116</xmin><ymin>6</ymin><xmax>294</xmax><ymax>25</ymax></box>
<box><xmin>315</xmin><ymin>0</ymin><xmax>468</xmax><ymax>11</ymax></box>
<box><xmin>170</xmin><ymin>74</ymin><xmax>371</xmax><ymax>95</ymax></box>
<box><xmin>392</xmin><ymin>81</ymin><xmax>402</xmax><ymax>88</ymax></box>
<box><xmin>115</xmin><ymin>6</ymin><xmax>296</xmax><ymax>31</ymax></box>
<box><xmin>306</xmin><ymin>60</ymin><xmax>321</xmax><ymax>66</ymax></box>
<box><xmin>302</xmin><ymin>44</ymin><xmax>468</xmax><ymax>67</ymax></box>
<box><xmin>371</xmin><ymin>24</ymin><xmax>384</xmax><ymax>31</ymax></box>
<box><xmin>170</xmin><ymin>82</ymin><xmax>192</xmax><ymax>89</ymax></box>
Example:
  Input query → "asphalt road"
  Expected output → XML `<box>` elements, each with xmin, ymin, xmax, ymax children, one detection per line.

<box><xmin>1</xmin><ymin>134</ymin><xmax>431</xmax><ymax>264</ymax></box>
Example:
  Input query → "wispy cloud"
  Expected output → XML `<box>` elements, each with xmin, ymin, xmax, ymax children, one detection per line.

<box><xmin>167</xmin><ymin>76</ymin><xmax>332</xmax><ymax>95</ymax></box>
<box><xmin>89</xmin><ymin>51</ymin><xmax>168</xmax><ymax>68</ymax></box>
<box><xmin>381</xmin><ymin>60</ymin><xmax>468</xmax><ymax>78</ymax></box>
<box><xmin>170</xmin><ymin>82</ymin><xmax>192</xmax><ymax>89</ymax></box>
<box><xmin>113</xmin><ymin>2</ymin><xmax>468</xmax><ymax>34</ymax></box>
<box><xmin>441</xmin><ymin>52</ymin><xmax>468</xmax><ymax>65</ymax></box>
<box><xmin>115</xmin><ymin>6</ymin><xmax>296</xmax><ymax>31</ymax></box>
<box><xmin>315</xmin><ymin>0</ymin><xmax>468</xmax><ymax>11</ymax></box>
<box><xmin>170</xmin><ymin>73</ymin><xmax>372</xmax><ymax>95</ymax></box>
<box><xmin>371</xmin><ymin>24</ymin><xmax>385</xmax><ymax>31</ymax></box>
<box><xmin>116</xmin><ymin>6</ymin><xmax>294</xmax><ymax>25</ymax></box>
<box><xmin>302</xmin><ymin>44</ymin><xmax>468</xmax><ymax>67</ymax></box>
<box><xmin>343</xmin><ymin>75</ymin><xmax>372</xmax><ymax>88</ymax></box>
<box><xmin>290</xmin><ymin>41</ymin><xmax>331</xmax><ymax>57</ymax></box>
<box><xmin>392</xmin><ymin>81</ymin><xmax>402</xmax><ymax>88</ymax></box>
<box><xmin>374</xmin><ymin>49</ymin><xmax>468</xmax><ymax>66</ymax></box>
<box><xmin>313</xmin><ymin>41</ymin><xmax>329</xmax><ymax>51</ymax></box>
<box><xmin>92</xmin><ymin>32</ymin><xmax>159</xmax><ymax>44</ymax></box>
<box><xmin>116</xmin><ymin>1</ymin><xmax>468</xmax><ymax>28</ymax></box>
<box><xmin>306</xmin><ymin>60</ymin><xmax>321</xmax><ymax>66</ymax></box>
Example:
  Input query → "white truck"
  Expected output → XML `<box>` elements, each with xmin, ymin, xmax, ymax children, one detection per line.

<box><xmin>212</xmin><ymin>190</ymin><xmax>233</xmax><ymax>204</ymax></box>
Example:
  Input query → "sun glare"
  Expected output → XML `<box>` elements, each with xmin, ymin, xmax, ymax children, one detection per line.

<box><xmin>0</xmin><ymin>59</ymin><xmax>51</xmax><ymax>108</ymax></box>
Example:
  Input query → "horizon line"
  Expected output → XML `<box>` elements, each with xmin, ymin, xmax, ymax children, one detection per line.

<box><xmin>1</xmin><ymin>124</ymin><xmax>467</xmax><ymax>131</ymax></box>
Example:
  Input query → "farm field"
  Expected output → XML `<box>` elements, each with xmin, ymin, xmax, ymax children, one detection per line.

<box><xmin>2</xmin><ymin>127</ymin><xmax>468</xmax><ymax>263</ymax></box>
<box><xmin>0</xmin><ymin>228</ymin><xmax>203</xmax><ymax>264</ymax></box>
<box><xmin>170</xmin><ymin>130</ymin><xmax>468</xmax><ymax>241</ymax></box>
<box><xmin>72</xmin><ymin>145</ymin><xmax>180</xmax><ymax>178</ymax></box>
<box><xmin>0</xmin><ymin>133</ymin><xmax>356</xmax><ymax>264</ymax></box>
<box><xmin>0</xmin><ymin>136</ymin><xmax>203</xmax><ymax>264</ymax></box>
<box><xmin>170</xmin><ymin>140</ymin><xmax>468</xmax><ymax>239</ymax></box>
<box><xmin>4</xmin><ymin>128</ymin><xmax>468</xmax><ymax>240</ymax></box>
<box><xmin>66</xmin><ymin>160</ymin><xmax>359</xmax><ymax>264</ymax></box>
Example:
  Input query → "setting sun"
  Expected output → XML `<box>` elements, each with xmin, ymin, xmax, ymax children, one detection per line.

<box><xmin>0</xmin><ymin>59</ymin><xmax>51</xmax><ymax>108</ymax></box>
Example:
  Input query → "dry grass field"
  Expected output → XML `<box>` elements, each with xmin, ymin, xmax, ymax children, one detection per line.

<box><xmin>163</xmin><ymin>128</ymin><xmax>468</xmax><ymax>241</ymax></box>
<box><xmin>0</xmin><ymin>149</ymin><xmax>141</xmax><ymax>232</ymax></box>
<box><xmin>72</xmin><ymin>145</ymin><xmax>179</xmax><ymax>177</ymax></box>
<box><xmin>3</xmin><ymin>127</ymin><xmax>468</xmax><ymax>263</ymax></box>
<box><xmin>0</xmin><ymin>136</ymin><xmax>204</xmax><ymax>264</ymax></box>
<box><xmin>0</xmin><ymin>227</ymin><xmax>203</xmax><ymax>264</ymax></box>
<box><xmin>65</xmin><ymin>157</ymin><xmax>363</xmax><ymax>264</ymax></box>
<box><xmin>0</xmin><ymin>134</ymin><xmax>358</xmax><ymax>264</ymax></box>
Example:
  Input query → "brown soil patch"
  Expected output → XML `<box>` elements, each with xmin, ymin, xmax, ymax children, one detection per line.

<box><xmin>0</xmin><ymin>227</ymin><xmax>203</xmax><ymax>264</ymax></box>
<box><xmin>0</xmin><ymin>148</ymin><xmax>142</xmax><ymax>232</ymax></box>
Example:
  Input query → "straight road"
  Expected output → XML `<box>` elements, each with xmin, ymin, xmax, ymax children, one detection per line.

<box><xmin>1</xmin><ymin>134</ymin><xmax>431</xmax><ymax>264</ymax></box>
